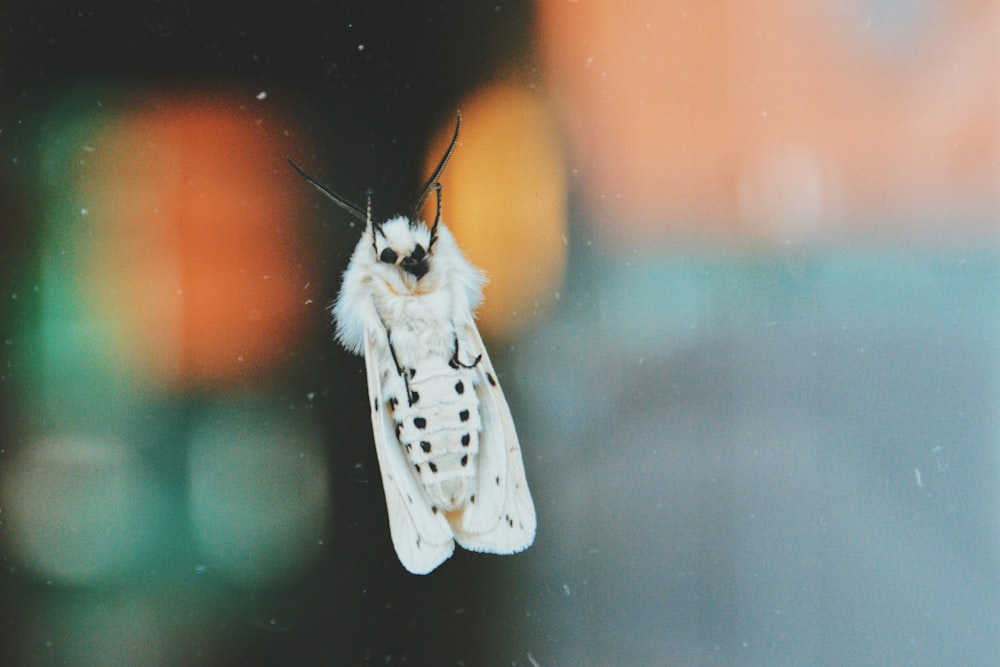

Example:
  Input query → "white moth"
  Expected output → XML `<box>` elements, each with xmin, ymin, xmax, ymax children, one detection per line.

<box><xmin>289</xmin><ymin>113</ymin><xmax>536</xmax><ymax>574</ymax></box>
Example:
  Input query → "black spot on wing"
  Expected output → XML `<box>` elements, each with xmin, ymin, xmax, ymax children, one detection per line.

<box><xmin>486</xmin><ymin>372</ymin><xmax>496</xmax><ymax>387</ymax></box>
<box><xmin>414</xmin><ymin>417</ymin><xmax>427</xmax><ymax>429</ymax></box>
<box><xmin>428</xmin><ymin>462</ymin><xmax>438</xmax><ymax>473</ymax></box>
<box><xmin>459</xmin><ymin>409</ymin><xmax>469</xmax><ymax>422</ymax></box>
<box><xmin>461</xmin><ymin>433</ymin><xmax>470</xmax><ymax>447</ymax></box>
<box><xmin>460</xmin><ymin>455</ymin><xmax>468</xmax><ymax>467</ymax></box>
<box><xmin>455</xmin><ymin>380</ymin><xmax>464</xmax><ymax>394</ymax></box>
<box><xmin>373</xmin><ymin>397</ymin><xmax>379</xmax><ymax>412</ymax></box>
<box><xmin>420</xmin><ymin>441</ymin><xmax>431</xmax><ymax>453</ymax></box>
<box><xmin>410</xmin><ymin>391</ymin><xmax>420</xmax><ymax>405</ymax></box>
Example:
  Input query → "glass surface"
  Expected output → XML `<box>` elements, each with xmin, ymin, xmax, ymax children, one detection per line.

<box><xmin>1</xmin><ymin>2</ymin><xmax>997</xmax><ymax>665</ymax></box>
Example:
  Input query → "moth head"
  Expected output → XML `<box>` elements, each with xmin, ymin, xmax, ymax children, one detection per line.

<box><xmin>373</xmin><ymin>216</ymin><xmax>433</xmax><ymax>280</ymax></box>
<box><xmin>288</xmin><ymin>111</ymin><xmax>462</xmax><ymax>282</ymax></box>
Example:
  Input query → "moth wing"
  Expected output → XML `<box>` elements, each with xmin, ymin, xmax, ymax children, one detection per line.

<box><xmin>364</xmin><ymin>330</ymin><xmax>455</xmax><ymax>574</ymax></box>
<box><xmin>451</xmin><ymin>316</ymin><xmax>537</xmax><ymax>554</ymax></box>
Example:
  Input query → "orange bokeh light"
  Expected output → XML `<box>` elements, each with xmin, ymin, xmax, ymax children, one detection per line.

<box><xmin>424</xmin><ymin>84</ymin><xmax>568</xmax><ymax>339</ymax></box>
<box><xmin>75</xmin><ymin>93</ymin><xmax>313</xmax><ymax>387</ymax></box>
<box><xmin>537</xmin><ymin>0</ymin><xmax>998</xmax><ymax>239</ymax></box>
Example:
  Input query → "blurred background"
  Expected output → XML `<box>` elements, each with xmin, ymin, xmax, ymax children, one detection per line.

<box><xmin>0</xmin><ymin>1</ymin><xmax>997</xmax><ymax>665</ymax></box>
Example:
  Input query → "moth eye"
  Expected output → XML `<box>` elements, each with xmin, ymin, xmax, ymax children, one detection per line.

<box><xmin>411</xmin><ymin>244</ymin><xmax>426</xmax><ymax>262</ymax></box>
<box><xmin>379</xmin><ymin>248</ymin><xmax>398</xmax><ymax>264</ymax></box>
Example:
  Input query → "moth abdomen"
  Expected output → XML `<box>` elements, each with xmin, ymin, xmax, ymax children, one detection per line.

<box><xmin>390</xmin><ymin>357</ymin><xmax>482</xmax><ymax>509</ymax></box>
<box><xmin>399</xmin><ymin>426</ymin><xmax>481</xmax><ymax>465</ymax></box>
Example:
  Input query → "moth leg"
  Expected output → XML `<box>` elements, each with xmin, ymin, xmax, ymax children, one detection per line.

<box><xmin>383</xmin><ymin>323</ymin><xmax>418</xmax><ymax>406</ymax></box>
<box><xmin>448</xmin><ymin>332</ymin><xmax>482</xmax><ymax>369</ymax></box>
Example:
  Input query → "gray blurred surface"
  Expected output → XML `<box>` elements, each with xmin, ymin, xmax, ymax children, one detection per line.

<box><xmin>507</xmin><ymin>249</ymin><xmax>999</xmax><ymax>665</ymax></box>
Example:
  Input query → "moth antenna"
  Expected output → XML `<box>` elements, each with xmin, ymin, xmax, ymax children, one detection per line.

<box><xmin>411</xmin><ymin>111</ymin><xmax>461</xmax><ymax>226</ymax></box>
<box><xmin>287</xmin><ymin>157</ymin><xmax>368</xmax><ymax>224</ymax></box>
<box><xmin>428</xmin><ymin>183</ymin><xmax>443</xmax><ymax>251</ymax></box>
<box><xmin>367</xmin><ymin>188</ymin><xmax>378</xmax><ymax>254</ymax></box>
